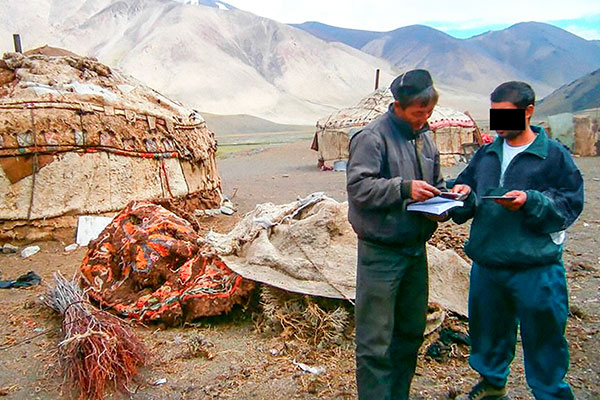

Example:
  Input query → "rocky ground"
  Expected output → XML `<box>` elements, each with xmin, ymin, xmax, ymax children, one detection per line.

<box><xmin>0</xmin><ymin>139</ymin><xmax>598</xmax><ymax>399</ymax></box>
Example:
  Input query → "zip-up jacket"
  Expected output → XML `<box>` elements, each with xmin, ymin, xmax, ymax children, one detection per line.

<box><xmin>452</xmin><ymin>126</ymin><xmax>584</xmax><ymax>268</ymax></box>
<box><xmin>347</xmin><ymin>104</ymin><xmax>445</xmax><ymax>247</ymax></box>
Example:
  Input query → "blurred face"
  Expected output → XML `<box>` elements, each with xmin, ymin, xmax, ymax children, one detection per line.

<box><xmin>394</xmin><ymin>101</ymin><xmax>435</xmax><ymax>131</ymax></box>
<box><xmin>491</xmin><ymin>101</ymin><xmax>533</xmax><ymax>140</ymax></box>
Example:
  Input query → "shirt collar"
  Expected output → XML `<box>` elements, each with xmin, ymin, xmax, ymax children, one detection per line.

<box><xmin>486</xmin><ymin>125</ymin><xmax>548</xmax><ymax>159</ymax></box>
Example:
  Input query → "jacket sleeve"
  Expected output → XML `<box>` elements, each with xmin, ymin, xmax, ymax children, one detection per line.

<box><xmin>346</xmin><ymin>130</ymin><xmax>406</xmax><ymax>210</ymax></box>
<box><xmin>449</xmin><ymin>150</ymin><xmax>480</xmax><ymax>224</ymax></box>
<box><xmin>433</xmin><ymin>147</ymin><xmax>446</xmax><ymax>191</ymax></box>
<box><xmin>521</xmin><ymin>150</ymin><xmax>584</xmax><ymax>233</ymax></box>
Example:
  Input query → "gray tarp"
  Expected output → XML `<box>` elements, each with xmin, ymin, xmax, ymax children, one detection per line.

<box><xmin>206</xmin><ymin>193</ymin><xmax>471</xmax><ymax>316</ymax></box>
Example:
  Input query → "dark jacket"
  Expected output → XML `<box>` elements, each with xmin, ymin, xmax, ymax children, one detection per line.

<box><xmin>452</xmin><ymin>126</ymin><xmax>584</xmax><ymax>268</ymax></box>
<box><xmin>346</xmin><ymin>104</ymin><xmax>445</xmax><ymax>247</ymax></box>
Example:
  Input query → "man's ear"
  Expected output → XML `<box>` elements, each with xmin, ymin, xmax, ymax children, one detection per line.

<box><xmin>525</xmin><ymin>104</ymin><xmax>535</xmax><ymax>121</ymax></box>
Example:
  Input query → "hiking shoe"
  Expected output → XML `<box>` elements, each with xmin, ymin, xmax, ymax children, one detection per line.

<box><xmin>456</xmin><ymin>379</ymin><xmax>508</xmax><ymax>400</ymax></box>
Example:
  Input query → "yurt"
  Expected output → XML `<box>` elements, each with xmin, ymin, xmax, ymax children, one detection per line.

<box><xmin>312</xmin><ymin>88</ymin><xmax>478</xmax><ymax>167</ymax></box>
<box><xmin>0</xmin><ymin>48</ymin><xmax>221</xmax><ymax>240</ymax></box>
<box><xmin>545</xmin><ymin>109</ymin><xmax>599</xmax><ymax>157</ymax></box>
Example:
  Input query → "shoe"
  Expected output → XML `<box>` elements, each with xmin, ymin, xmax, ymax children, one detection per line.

<box><xmin>455</xmin><ymin>379</ymin><xmax>508</xmax><ymax>400</ymax></box>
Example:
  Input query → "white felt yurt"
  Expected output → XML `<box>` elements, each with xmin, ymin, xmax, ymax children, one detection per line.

<box><xmin>0</xmin><ymin>48</ymin><xmax>222</xmax><ymax>240</ymax></box>
<box><xmin>312</xmin><ymin>88</ymin><xmax>478</xmax><ymax>167</ymax></box>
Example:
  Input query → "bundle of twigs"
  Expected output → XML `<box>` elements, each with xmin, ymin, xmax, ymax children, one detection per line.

<box><xmin>45</xmin><ymin>273</ymin><xmax>148</xmax><ymax>400</ymax></box>
<box><xmin>259</xmin><ymin>286</ymin><xmax>351</xmax><ymax>348</ymax></box>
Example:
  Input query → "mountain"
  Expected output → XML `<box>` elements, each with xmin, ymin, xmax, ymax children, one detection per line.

<box><xmin>467</xmin><ymin>22</ymin><xmax>600</xmax><ymax>91</ymax></box>
<box><xmin>172</xmin><ymin>0</ymin><xmax>234</xmax><ymax>9</ymax></box>
<box><xmin>361</xmin><ymin>25</ymin><xmax>532</xmax><ymax>95</ymax></box>
<box><xmin>294</xmin><ymin>21</ymin><xmax>600</xmax><ymax>98</ymax></box>
<box><xmin>201</xmin><ymin>113</ymin><xmax>311</xmax><ymax>135</ymax></box>
<box><xmin>291</xmin><ymin>22</ymin><xmax>381</xmax><ymax>49</ymax></box>
<box><xmin>0</xmin><ymin>0</ymin><xmax>396</xmax><ymax>125</ymax></box>
<box><xmin>536</xmin><ymin>68</ymin><xmax>600</xmax><ymax>116</ymax></box>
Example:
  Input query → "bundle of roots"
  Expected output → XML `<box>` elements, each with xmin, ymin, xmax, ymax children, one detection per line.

<box><xmin>259</xmin><ymin>286</ymin><xmax>351</xmax><ymax>348</ymax></box>
<box><xmin>45</xmin><ymin>273</ymin><xmax>149</xmax><ymax>400</ymax></box>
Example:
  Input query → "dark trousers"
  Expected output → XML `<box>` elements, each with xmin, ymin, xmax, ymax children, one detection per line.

<box><xmin>355</xmin><ymin>239</ymin><xmax>428</xmax><ymax>400</ymax></box>
<box><xmin>469</xmin><ymin>263</ymin><xmax>574</xmax><ymax>400</ymax></box>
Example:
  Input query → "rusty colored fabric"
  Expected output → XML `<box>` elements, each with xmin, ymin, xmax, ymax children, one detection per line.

<box><xmin>80</xmin><ymin>201</ymin><xmax>253</xmax><ymax>325</ymax></box>
<box><xmin>0</xmin><ymin>154</ymin><xmax>54</xmax><ymax>184</ymax></box>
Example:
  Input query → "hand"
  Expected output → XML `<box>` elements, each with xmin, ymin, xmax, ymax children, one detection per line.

<box><xmin>411</xmin><ymin>180</ymin><xmax>441</xmax><ymax>202</ymax></box>
<box><xmin>495</xmin><ymin>190</ymin><xmax>527</xmax><ymax>210</ymax></box>
<box><xmin>451</xmin><ymin>184</ymin><xmax>471</xmax><ymax>196</ymax></box>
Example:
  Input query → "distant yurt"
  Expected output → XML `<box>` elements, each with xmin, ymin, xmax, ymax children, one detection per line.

<box><xmin>0</xmin><ymin>48</ymin><xmax>221</xmax><ymax>240</ymax></box>
<box><xmin>312</xmin><ymin>88</ymin><xmax>478</xmax><ymax>167</ymax></box>
<box><xmin>545</xmin><ymin>109</ymin><xmax>599</xmax><ymax>156</ymax></box>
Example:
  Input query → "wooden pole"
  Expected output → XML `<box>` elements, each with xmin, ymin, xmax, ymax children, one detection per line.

<box><xmin>13</xmin><ymin>34</ymin><xmax>22</xmax><ymax>53</ymax></box>
<box><xmin>375</xmin><ymin>69</ymin><xmax>380</xmax><ymax>90</ymax></box>
<box><xmin>464</xmin><ymin>110</ymin><xmax>484</xmax><ymax>146</ymax></box>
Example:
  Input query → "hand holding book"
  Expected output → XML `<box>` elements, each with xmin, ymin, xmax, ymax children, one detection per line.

<box><xmin>406</xmin><ymin>195</ymin><xmax>464</xmax><ymax>216</ymax></box>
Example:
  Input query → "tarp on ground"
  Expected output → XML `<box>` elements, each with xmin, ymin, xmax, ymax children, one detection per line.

<box><xmin>207</xmin><ymin>193</ymin><xmax>471</xmax><ymax>316</ymax></box>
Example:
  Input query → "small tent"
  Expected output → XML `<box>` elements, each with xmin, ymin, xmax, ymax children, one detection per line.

<box><xmin>545</xmin><ymin>109</ymin><xmax>599</xmax><ymax>156</ymax></box>
<box><xmin>0</xmin><ymin>48</ymin><xmax>222</xmax><ymax>240</ymax></box>
<box><xmin>312</xmin><ymin>88</ymin><xmax>478</xmax><ymax>167</ymax></box>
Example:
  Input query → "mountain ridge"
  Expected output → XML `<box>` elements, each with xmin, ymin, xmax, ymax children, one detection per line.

<box><xmin>536</xmin><ymin>68</ymin><xmax>600</xmax><ymax>116</ymax></box>
<box><xmin>293</xmin><ymin>21</ymin><xmax>600</xmax><ymax>98</ymax></box>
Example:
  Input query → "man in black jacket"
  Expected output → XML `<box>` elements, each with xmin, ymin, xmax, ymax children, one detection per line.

<box><xmin>346</xmin><ymin>69</ymin><xmax>445</xmax><ymax>400</ymax></box>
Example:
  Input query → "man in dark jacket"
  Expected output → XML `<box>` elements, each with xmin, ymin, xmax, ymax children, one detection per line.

<box><xmin>346</xmin><ymin>69</ymin><xmax>445</xmax><ymax>400</ymax></box>
<box><xmin>451</xmin><ymin>81</ymin><xmax>584</xmax><ymax>400</ymax></box>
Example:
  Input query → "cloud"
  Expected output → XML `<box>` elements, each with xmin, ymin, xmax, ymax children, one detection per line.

<box><xmin>562</xmin><ymin>25</ymin><xmax>600</xmax><ymax>40</ymax></box>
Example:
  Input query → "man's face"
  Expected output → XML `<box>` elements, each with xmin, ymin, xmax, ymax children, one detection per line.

<box><xmin>491</xmin><ymin>101</ymin><xmax>531</xmax><ymax>140</ymax></box>
<box><xmin>394</xmin><ymin>101</ymin><xmax>436</xmax><ymax>131</ymax></box>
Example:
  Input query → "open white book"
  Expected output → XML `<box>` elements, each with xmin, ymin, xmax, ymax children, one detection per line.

<box><xmin>406</xmin><ymin>196</ymin><xmax>464</xmax><ymax>216</ymax></box>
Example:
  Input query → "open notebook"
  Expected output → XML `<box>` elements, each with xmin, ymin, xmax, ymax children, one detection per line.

<box><xmin>406</xmin><ymin>196</ymin><xmax>464</xmax><ymax>216</ymax></box>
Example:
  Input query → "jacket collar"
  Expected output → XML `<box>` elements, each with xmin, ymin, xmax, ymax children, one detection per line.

<box><xmin>386</xmin><ymin>103</ymin><xmax>430</xmax><ymax>140</ymax></box>
<box><xmin>486</xmin><ymin>125</ymin><xmax>549</xmax><ymax>159</ymax></box>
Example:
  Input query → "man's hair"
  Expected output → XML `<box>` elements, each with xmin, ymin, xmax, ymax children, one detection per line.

<box><xmin>490</xmin><ymin>81</ymin><xmax>535</xmax><ymax>108</ymax></box>
<box><xmin>395</xmin><ymin>86</ymin><xmax>439</xmax><ymax>109</ymax></box>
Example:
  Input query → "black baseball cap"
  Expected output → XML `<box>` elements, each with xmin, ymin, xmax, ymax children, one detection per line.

<box><xmin>390</xmin><ymin>69</ymin><xmax>434</xmax><ymax>100</ymax></box>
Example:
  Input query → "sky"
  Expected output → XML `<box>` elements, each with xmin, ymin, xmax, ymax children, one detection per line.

<box><xmin>223</xmin><ymin>0</ymin><xmax>600</xmax><ymax>40</ymax></box>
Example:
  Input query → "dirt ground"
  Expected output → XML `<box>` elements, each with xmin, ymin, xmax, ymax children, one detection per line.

<box><xmin>0</xmin><ymin>139</ymin><xmax>599</xmax><ymax>399</ymax></box>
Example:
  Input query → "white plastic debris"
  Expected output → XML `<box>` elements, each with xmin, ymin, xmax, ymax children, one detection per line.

<box><xmin>64</xmin><ymin>244</ymin><xmax>79</xmax><ymax>252</ymax></box>
<box><xmin>292</xmin><ymin>359</ymin><xmax>326</xmax><ymax>375</ymax></box>
<box><xmin>76</xmin><ymin>216</ymin><xmax>113</xmax><ymax>246</ymax></box>
<box><xmin>21</xmin><ymin>245</ymin><xmax>41</xmax><ymax>258</ymax></box>
<box><xmin>333</xmin><ymin>160</ymin><xmax>347</xmax><ymax>172</ymax></box>
<box><xmin>195</xmin><ymin>208</ymin><xmax>222</xmax><ymax>217</ymax></box>
<box><xmin>222</xmin><ymin>199</ymin><xmax>236</xmax><ymax>210</ymax></box>
<box><xmin>220</xmin><ymin>206</ymin><xmax>235</xmax><ymax>215</ymax></box>
<box><xmin>173</xmin><ymin>336</ymin><xmax>184</xmax><ymax>345</ymax></box>
<box><xmin>2</xmin><ymin>243</ymin><xmax>18</xmax><ymax>254</ymax></box>
<box><xmin>583</xmin><ymin>222</ymin><xmax>590</xmax><ymax>227</ymax></box>
<box><xmin>153</xmin><ymin>378</ymin><xmax>167</xmax><ymax>386</ymax></box>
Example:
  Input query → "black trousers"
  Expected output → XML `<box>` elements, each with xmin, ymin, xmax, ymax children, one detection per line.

<box><xmin>355</xmin><ymin>239</ymin><xmax>428</xmax><ymax>400</ymax></box>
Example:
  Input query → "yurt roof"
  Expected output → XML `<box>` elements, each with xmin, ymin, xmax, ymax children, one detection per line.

<box><xmin>0</xmin><ymin>48</ymin><xmax>214</xmax><ymax>163</ymax></box>
<box><xmin>316</xmin><ymin>88</ymin><xmax>475</xmax><ymax>131</ymax></box>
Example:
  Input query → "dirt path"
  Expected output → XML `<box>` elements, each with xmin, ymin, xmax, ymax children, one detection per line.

<box><xmin>0</xmin><ymin>140</ymin><xmax>598</xmax><ymax>399</ymax></box>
